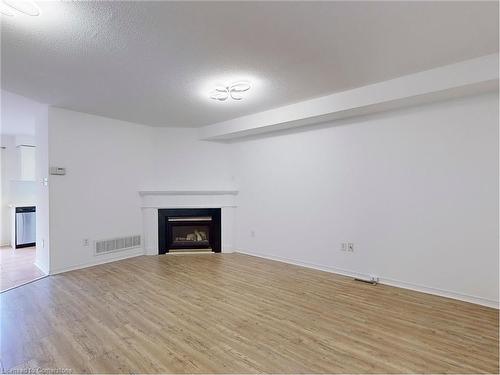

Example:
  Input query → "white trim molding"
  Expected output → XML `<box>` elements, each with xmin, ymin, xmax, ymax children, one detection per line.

<box><xmin>139</xmin><ymin>189</ymin><xmax>238</xmax><ymax>196</ymax></box>
<box><xmin>139</xmin><ymin>189</ymin><xmax>238</xmax><ymax>209</ymax></box>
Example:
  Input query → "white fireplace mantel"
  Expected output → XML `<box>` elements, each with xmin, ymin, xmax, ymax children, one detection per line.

<box><xmin>139</xmin><ymin>189</ymin><xmax>238</xmax><ymax>209</ymax></box>
<box><xmin>139</xmin><ymin>189</ymin><xmax>237</xmax><ymax>255</ymax></box>
<box><xmin>139</xmin><ymin>189</ymin><xmax>238</xmax><ymax>197</ymax></box>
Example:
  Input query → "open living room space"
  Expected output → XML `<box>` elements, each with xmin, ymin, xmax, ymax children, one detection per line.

<box><xmin>0</xmin><ymin>1</ymin><xmax>499</xmax><ymax>374</ymax></box>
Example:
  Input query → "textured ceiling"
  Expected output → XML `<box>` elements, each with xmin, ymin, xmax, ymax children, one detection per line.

<box><xmin>1</xmin><ymin>1</ymin><xmax>498</xmax><ymax>127</ymax></box>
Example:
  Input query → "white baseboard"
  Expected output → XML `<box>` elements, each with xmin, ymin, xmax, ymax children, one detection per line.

<box><xmin>236</xmin><ymin>250</ymin><xmax>499</xmax><ymax>309</ymax></box>
<box><xmin>50</xmin><ymin>248</ymin><xmax>145</xmax><ymax>275</ymax></box>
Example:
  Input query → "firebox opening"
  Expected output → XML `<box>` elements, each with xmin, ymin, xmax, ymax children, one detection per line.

<box><xmin>158</xmin><ymin>209</ymin><xmax>221</xmax><ymax>254</ymax></box>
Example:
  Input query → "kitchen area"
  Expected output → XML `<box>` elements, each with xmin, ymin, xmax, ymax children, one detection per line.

<box><xmin>1</xmin><ymin>95</ymin><xmax>46</xmax><ymax>291</ymax></box>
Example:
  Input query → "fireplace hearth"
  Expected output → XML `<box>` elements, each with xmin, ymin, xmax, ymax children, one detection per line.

<box><xmin>158</xmin><ymin>208</ymin><xmax>221</xmax><ymax>254</ymax></box>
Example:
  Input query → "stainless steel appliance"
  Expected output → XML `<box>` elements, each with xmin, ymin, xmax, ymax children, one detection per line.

<box><xmin>15</xmin><ymin>206</ymin><xmax>36</xmax><ymax>248</ymax></box>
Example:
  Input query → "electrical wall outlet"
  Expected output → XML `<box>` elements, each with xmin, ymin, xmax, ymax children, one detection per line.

<box><xmin>370</xmin><ymin>275</ymin><xmax>379</xmax><ymax>284</ymax></box>
<box><xmin>341</xmin><ymin>242</ymin><xmax>355</xmax><ymax>252</ymax></box>
<box><xmin>250</xmin><ymin>230</ymin><xmax>256</xmax><ymax>238</ymax></box>
<box><xmin>83</xmin><ymin>238</ymin><xmax>89</xmax><ymax>247</ymax></box>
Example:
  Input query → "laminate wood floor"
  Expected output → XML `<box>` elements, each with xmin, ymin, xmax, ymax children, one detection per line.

<box><xmin>0</xmin><ymin>246</ymin><xmax>45</xmax><ymax>292</ymax></box>
<box><xmin>1</xmin><ymin>253</ymin><xmax>498</xmax><ymax>373</ymax></box>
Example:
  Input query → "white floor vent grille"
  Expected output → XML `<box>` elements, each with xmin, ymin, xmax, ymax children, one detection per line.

<box><xmin>95</xmin><ymin>235</ymin><xmax>141</xmax><ymax>255</ymax></box>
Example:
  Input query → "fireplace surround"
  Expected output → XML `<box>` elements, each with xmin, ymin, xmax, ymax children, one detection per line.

<box><xmin>158</xmin><ymin>208</ymin><xmax>221</xmax><ymax>254</ymax></box>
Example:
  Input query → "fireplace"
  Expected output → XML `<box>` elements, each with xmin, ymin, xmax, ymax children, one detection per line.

<box><xmin>158</xmin><ymin>208</ymin><xmax>221</xmax><ymax>254</ymax></box>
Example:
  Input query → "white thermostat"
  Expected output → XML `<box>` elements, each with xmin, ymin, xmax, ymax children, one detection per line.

<box><xmin>50</xmin><ymin>167</ymin><xmax>66</xmax><ymax>175</ymax></box>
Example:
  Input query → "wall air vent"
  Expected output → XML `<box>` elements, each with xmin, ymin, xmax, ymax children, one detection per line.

<box><xmin>95</xmin><ymin>235</ymin><xmax>141</xmax><ymax>255</ymax></box>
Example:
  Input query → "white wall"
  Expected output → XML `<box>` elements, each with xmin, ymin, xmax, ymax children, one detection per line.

<box><xmin>35</xmin><ymin>105</ymin><xmax>50</xmax><ymax>273</ymax></box>
<box><xmin>48</xmin><ymin>108</ymin><xmax>153</xmax><ymax>273</ymax></box>
<box><xmin>230</xmin><ymin>92</ymin><xmax>499</xmax><ymax>307</ymax></box>
<box><xmin>1</xmin><ymin>90</ymin><xmax>39</xmax><ymax>136</ymax></box>
<box><xmin>46</xmin><ymin>93</ymin><xmax>498</xmax><ymax>307</ymax></box>
<box><xmin>149</xmin><ymin>127</ymin><xmax>233</xmax><ymax>189</ymax></box>
<box><xmin>48</xmin><ymin>108</ymin><xmax>233</xmax><ymax>273</ymax></box>
<box><xmin>143</xmin><ymin>127</ymin><xmax>235</xmax><ymax>255</ymax></box>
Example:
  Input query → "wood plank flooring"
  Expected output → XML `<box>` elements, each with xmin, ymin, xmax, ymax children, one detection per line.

<box><xmin>1</xmin><ymin>253</ymin><xmax>498</xmax><ymax>373</ymax></box>
<box><xmin>0</xmin><ymin>246</ymin><xmax>45</xmax><ymax>292</ymax></box>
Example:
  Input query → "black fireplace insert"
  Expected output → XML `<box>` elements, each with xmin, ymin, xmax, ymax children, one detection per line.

<box><xmin>158</xmin><ymin>208</ymin><xmax>221</xmax><ymax>254</ymax></box>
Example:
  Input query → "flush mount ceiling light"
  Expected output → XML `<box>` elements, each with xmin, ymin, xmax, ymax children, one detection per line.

<box><xmin>210</xmin><ymin>81</ymin><xmax>251</xmax><ymax>102</ymax></box>
<box><xmin>1</xmin><ymin>0</ymin><xmax>40</xmax><ymax>16</ymax></box>
<box><xmin>0</xmin><ymin>3</ymin><xmax>14</xmax><ymax>16</ymax></box>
